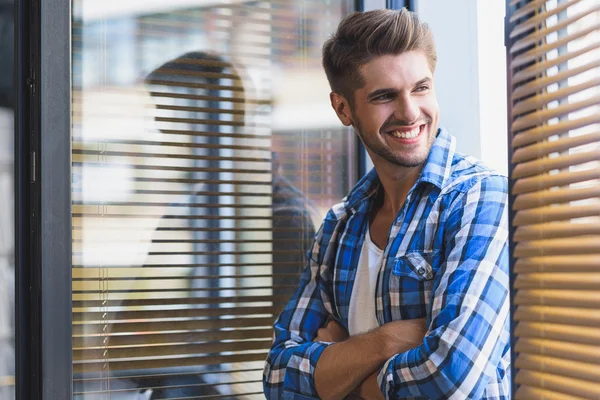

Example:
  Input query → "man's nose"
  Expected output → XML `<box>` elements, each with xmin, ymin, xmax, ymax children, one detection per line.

<box><xmin>394</xmin><ymin>97</ymin><xmax>420</xmax><ymax>124</ymax></box>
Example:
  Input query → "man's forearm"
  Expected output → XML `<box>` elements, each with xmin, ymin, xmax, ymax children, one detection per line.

<box><xmin>353</xmin><ymin>371</ymin><xmax>385</xmax><ymax>400</ymax></box>
<box><xmin>314</xmin><ymin>329</ymin><xmax>389</xmax><ymax>400</ymax></box>
<box><xmin>314</xmin><ymin>318</ymin><xmax>426</xmax><ymax>400</ymax></box>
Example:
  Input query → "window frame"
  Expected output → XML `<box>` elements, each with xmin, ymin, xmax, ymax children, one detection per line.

<box><xmin>15</xmin><ymin>0</ymin><xmax>73</xmax><ymax>398</ymax></box>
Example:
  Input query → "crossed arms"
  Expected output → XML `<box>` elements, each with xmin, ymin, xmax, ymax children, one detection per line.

<box><xmin>313</xmin><ymin>317</ymin><xmax>427</xmax><ymax>400</ymax></box>
<box><xmin>263</xmin><ymin>176</ymin><xmax>510</xmax><ymax>400</ymax></box>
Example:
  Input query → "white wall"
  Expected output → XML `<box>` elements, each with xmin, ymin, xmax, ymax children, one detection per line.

<box><xmin>415</xmin><ymin>0</ymin><xmax>508</xmax><ymax>175</ymax></box>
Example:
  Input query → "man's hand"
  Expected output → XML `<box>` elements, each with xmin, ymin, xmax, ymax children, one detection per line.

<box><xmin>314</xmin><ymin>318</ymin><xmax>349</xmax><ymax>343</ymax></box>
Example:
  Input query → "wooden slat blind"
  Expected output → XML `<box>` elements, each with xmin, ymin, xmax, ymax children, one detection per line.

<box><xmin>71</xmin><ymin>1</ymin><xmax>354</xmax><ymax>398</ymax></box>
<box><xmin>508</xmin><ymin>1</ymin><xmax>600</xmax><ymax>399</ymax></box>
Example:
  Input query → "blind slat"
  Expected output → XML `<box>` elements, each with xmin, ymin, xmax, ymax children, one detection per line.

<box><xmin>73</xmin><ymin>316</ymin><xmax>277</xmax><ymax>335</ymax></box>
<box><xmin>512</xmin><ymin>130</ymin><xmax>600</xmax><ymax>164</ymax></box>
<box><xmin>73</xmin><ymin>149</ymin><xmax>271</xmax><ymax>163</ymax></box>
<box><xmin>513</xmin><ymin>185</ymin><xmax>600</xmax><ymax>210</ymax></box>
<box><xmin>512</xmin><ymin>113</ymin><xmax>600</xmax><ymax>149</ymax></box>
<box><xmin>511</xmin><ymin>94</ymin><xmax>600</xmax><ymax>132</ymax></box>
<box><xmin>73</xmin><ymin>294</ymin><xmax>289</xmax><ymax>308</ymax></box>
<box><xmin>514</xmin><ymin>236</ymin><xmax>600</xmax><ymax>257</ymax></box>
<box><xmin>73</xmin><ymin>366</ymin><xmax>263</xmax><ymax>383</ymax></box>
<box><xmin>514</xmin><ymin>221</ymin><xmax>600</xmax><ymax>240</ymax></box>
<box><xmin>508</xmin><ymin>0</ymin><xmax>547</xmax><ymax>24</ymax></box>
<box><xmin>72</xmin><ymin>201</ymin><xmax>273</xmax><ymax>209</ymax></box>
<box><xmin>515</xmin><ymin>371</ymin><xmax>599</xmax><ymax>399</ymax></box>
<box><xmin>74</xmin><ymin>381</ymin><xmax>263</xmax><ymax>397</ymax></box>
<box><xmin>148</xmin><ymin>91</ymin><xmax>271</xmax><ymax>105</ymax></box>
<box><xmin>512</xmin><ymin>149</ymin><xmax>600</xmax><ymax>179</ymax></box>
<box><xmin>513</xmin><ymin>203</ymin><xmax>600</xmax><ymax>225</ymax></box>
<box><xmin>74</xmin><ymin>340</ymin><xmax>272</xmax><ymax>361</ymax></box>
<box><xmin>515</xmin><ymin>321</ymin><xmax>600</xmax><ymax>345</ymax></box>
<box><xmin>74</xmin><ymin>329</ymin><xmax>273</xmax><ymax>348</ymax></box>
<box><xmin>74</xmin><ymin>352</ymin><xmax>269</xmax><ymax>374</ymax></box>
<box><xmin>74</xmin><ymin>139</ymin><xmax>270</xmax><ymax>152</ymax></box>
<box><xmin>514</xmin><ymin>255</ymin><xmax>600</xmax><ymax>273</ymax></box>
<box><xmin>515</xmin><ymin>338</ymin><xmax>600</xmax><ymax>364</ymax></box>
<box><xmin>515</xmin><ymin>353</ymin><xmax>600</xmax><ymax>384</ymax></box>
<box><xmin>73</xmin><ymin>274</ymin><xmax>299</xmax><ymax>281</ymax></box>
<box><xmin>73</xmin><ymin>306</ymin><xmax>279</xmax><ymax>322</ymax></box>
<box><xmin>73</xmin><ymin>286</ymin><xmax>293</xmax><ymax>294</ymax></box>
<box><xmin>515</xmin><ymin>306</ymin><xmax>600</xmax><ymax>327</ymax></box>
<box><xmin>515</xmin><ymin>385</ymin><xmax>588</xmax><ymax>400</ymax></box>
<box><xmin>513</xmin><ymin>272</ymin><xmax>600</xmax><ymax>290</ymax></box>
<box><xmin>512</xmin><ymin>167</ymin><xmax>600</xmax><ymax>195</ymax></box>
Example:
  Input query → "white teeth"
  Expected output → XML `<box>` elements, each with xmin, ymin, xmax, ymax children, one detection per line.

<box><xmin>392</xmin><ymin>126</ymin><xmax>420</xmax><ymax>139</ymax></box>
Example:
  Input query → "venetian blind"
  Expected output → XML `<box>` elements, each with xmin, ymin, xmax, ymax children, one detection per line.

<box><xmin>507</xmin><ymin>0</ymin><xmax>600</xmax><ymax>399</ymax></box>
<box><xmin>71</xmin><ymin>0</ymin><xmax>355</xmax><ymax>398</ymax></box>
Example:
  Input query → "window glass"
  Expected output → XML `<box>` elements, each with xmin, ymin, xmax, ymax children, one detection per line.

<box><xmin>71</xmin><ymin>1</ymin><xmax>356</xmax><ymax>398</ymax></box>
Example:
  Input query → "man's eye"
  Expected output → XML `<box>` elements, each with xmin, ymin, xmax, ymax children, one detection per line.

<box><xmin>414</xmin><ymin>85</ymin><xmax>429</xmax><ymax>92</ymax></box>
<box><xmin>374</xmin><ymin>93</ymin><xmax>393</xmax><ymax>101</ymax></box>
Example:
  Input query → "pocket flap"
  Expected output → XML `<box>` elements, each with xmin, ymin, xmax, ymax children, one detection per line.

<box><xmin>392</xmin><ymin>251</ymin><xmax>440</xmax><ymax>280</ymax></box>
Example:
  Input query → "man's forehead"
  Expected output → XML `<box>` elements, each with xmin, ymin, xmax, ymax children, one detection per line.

<box><xmin>358</xmin><ymin>52</ymin><xmax>433</xmax><ymax>90</ymax></box>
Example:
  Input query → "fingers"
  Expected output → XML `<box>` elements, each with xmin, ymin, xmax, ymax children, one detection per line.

<box><xmin>313</xmin><ymin>317</ymin><xmax>349</xmax><ymax>343</ymax></box>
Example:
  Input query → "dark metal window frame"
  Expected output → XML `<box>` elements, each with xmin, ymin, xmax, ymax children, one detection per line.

<box><xmin>15</xmin><ymin>0</ymin><xmax>72</xmax><ymax>398</ymax></box>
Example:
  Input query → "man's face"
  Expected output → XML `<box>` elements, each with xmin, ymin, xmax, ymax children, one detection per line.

<box><xmin>333</xmin><ymin>51</ymin><xmax>440</xmax><ymax>169</ymax></box>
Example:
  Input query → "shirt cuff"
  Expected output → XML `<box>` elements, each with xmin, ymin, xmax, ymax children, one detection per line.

<box><xmin>283</xmin><ymin>341</ymin><xmax>333</xmax><ymax>399</ymax></box>
<box><xmin>377</xmin><ymin>355</ymin><xmax>396</xmax><ymax>400</ymax></box>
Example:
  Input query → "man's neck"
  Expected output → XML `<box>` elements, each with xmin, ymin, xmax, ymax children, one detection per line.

<box><xmin>373</xmin><ymin>160</ymin><xmax>424</xmax><ymax>217</ymax></box>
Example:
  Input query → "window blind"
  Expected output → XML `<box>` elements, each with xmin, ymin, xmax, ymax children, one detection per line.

<box><xmin>71</xmin><ymin>1</ymin><xmax>355</xmax><ymax>398</ymax></box>
<box><xmin>507</xmin><ymin>1</ymin><xmax>600</xmax><ymax>399</ymax></box>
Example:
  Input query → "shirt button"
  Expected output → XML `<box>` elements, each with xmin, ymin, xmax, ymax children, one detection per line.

<box><xmin>418</xmin><ymin>267</ymin><xmax>425</xmax><ymax>275</ymax></box>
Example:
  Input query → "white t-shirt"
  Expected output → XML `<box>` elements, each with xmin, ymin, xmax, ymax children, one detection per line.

<box><xmin>348</xmin><ymin>226</ymin><xmax>384</xmax><ymax>336</ymax></box>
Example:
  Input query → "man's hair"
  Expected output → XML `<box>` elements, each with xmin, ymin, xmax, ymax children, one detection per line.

<box><xmin>322</xmin><ymin>8</ymin><xmax>436</xmax><ymax>103</ymax></box>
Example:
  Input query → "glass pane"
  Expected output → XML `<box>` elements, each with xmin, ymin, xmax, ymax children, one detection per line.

<box><xmin>71</xmin><ymin>0</ymin><xmax>355</xmax><ymax>398</ymax></box>
<box><xmin>0</xmin><ymin>3</ymin><xmax>15</xmax><ymax>398</ymax></box>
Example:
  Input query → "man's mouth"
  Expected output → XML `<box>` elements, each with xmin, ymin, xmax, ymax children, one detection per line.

<box><xmin>385</xmin><ymin>124</ymin><xmax>425</xmax><ymax>141</ymax></box>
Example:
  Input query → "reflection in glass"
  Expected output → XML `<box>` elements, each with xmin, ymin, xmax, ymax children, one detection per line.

<box><xmin>72</xmin><ymin>0</ymin><xmax>354</xmax><ymax>398</ymax></box>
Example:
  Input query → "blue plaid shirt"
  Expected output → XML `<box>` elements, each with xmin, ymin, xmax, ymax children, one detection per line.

<box><xmin>263</xmin><ymin>129</ymin><xmax>511</xmax><ymax>400</ymax></box>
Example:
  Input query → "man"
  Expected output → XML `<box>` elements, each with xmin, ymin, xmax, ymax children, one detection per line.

<box><xmin>263</xmin><ymin>8</ymin><xmax>510</xmax><ymax>400</ymax></box>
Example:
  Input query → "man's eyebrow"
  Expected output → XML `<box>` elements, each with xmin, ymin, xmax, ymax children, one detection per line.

<box><xmin>366</xmin><ymin>88</ymin><xmax>398</xmax><ymax>100</ymax></box>
<box><xmin>414</xmin><ymin>77</ymin><xmax>432</xmax><ymax>87</ymax></box>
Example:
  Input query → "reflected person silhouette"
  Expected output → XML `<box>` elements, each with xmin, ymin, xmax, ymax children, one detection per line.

<box><xmin>104</xmin><ymin>51</ymin><xmax>317</xmax><ymax>399</ymax></box>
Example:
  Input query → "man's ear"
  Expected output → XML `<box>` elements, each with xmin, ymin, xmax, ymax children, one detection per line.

<box><xmin>330</xmin><ymin>92</ymin><xmax>353</xmax><ymax>127</ymax></box>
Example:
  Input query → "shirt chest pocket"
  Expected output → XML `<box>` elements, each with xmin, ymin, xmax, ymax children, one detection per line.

<box><xmin>387</xmin><ymin>251</ymin><xmax>441</xmax><ymax>320</ymax></box>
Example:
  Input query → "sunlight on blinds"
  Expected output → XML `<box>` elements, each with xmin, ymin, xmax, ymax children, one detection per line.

<box><xmin>508</xmin><ymin>0</ymin><xmax>600</xmax><ymax>399</ymax></box>
<box><xmin>71</xmin><ymin>1</ymin><xmax>355</xmax><ymax>398</ymax></box>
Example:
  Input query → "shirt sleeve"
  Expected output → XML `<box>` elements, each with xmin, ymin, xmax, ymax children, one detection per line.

<box><xmin>263</xmin><ymin>219</ymin><xmax>337</xmax><ymax>400</ymax></box>
<box><xmin>378</xmin><ymin>175</ymin><xmax>511</xmax><ymax>400</ymax></box>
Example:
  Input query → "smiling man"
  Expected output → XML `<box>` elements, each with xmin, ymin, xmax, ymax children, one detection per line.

<box><xmin>263</xmin><ymin>9</ymin><xmax>510</xmax><ymax>400</ymax></box>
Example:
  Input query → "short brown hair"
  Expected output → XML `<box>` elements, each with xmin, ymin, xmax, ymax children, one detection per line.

<box><xmin>322</xmin><ymin>9</ymin><xmax>436</xmax><ymax>103</ymax></box>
